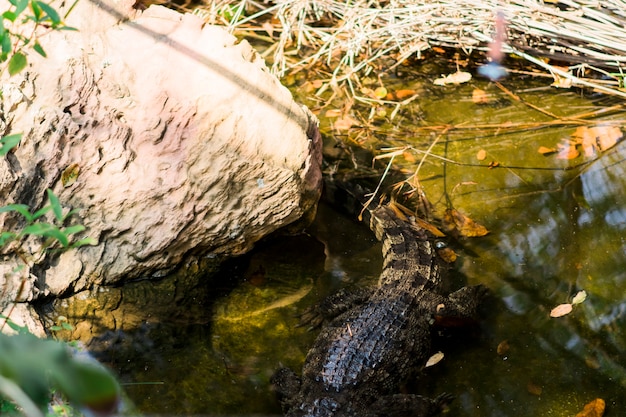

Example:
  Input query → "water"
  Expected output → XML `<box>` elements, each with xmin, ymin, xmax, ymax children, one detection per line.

<box><xmin>53</xmin><ymin>66</ymin><xmax>626</xmax><ymax>416</ymax></box>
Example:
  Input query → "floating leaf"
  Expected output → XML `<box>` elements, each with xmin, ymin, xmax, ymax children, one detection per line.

<box><xmin>392</xmin><ymin>89</ymin><xmax>417</xmax><ymax>100</ymax></box>
<box><xmin>333</xmin><ymin>116</ymin><xmax>358</xmax><ymax>131</ymax></box>
<box><xmin>550</xmin><ymin>303</ymin><xmax>573</xmax><ymax>318</ymax></box>
<box><xmin>472</xmin><ymin>88</ymin><xmax>489</xmax><ymax>104</ymax></box>
<box><xmin>476</xmin><ymin>149</ymin><xmax>487</xmax><ymax>160</ymax></box>
<box><xmin>374</xmin><ymin>86</ymin><xmax>387</xmax><ymax>99</ymax></box>
<box><xmin>443</xmin><ymin>208</ymin><xmax>489</xmax><ymax>237</ymax></box>
<box><xmin>572</xmin><ymin>290</ymin><xmax>587</xmax><ymax>305</ymax></box>
<box><xmin>538</xmin><ymin>146</ymin><xmax>557</xmax><ymax>155</ymax></box>
<box><xmin>556</xmin><ymin>142</ymin><xmax>579</xmax><ymax>160</ymax></box>
<box><xmin>496</xmin><ymin>340</ymin><xmax>510</xmax><ymax>356</ymax></box>
<box><xmin>434</xmin><ymin>71</ymin><xmax>471</xmax><ymax>86</ymax></box>
<box><xmin>425</xmin><ymin>351</ymin><xmax>444</xmax><ymax>367</ymax></box>
<box><xmin>437</xmin><ymin>246</ymin><xmax>457</xmax><ymax>263</ymax></box>
<box><xmin>575</xmin><ymin>398</ymin><xmax>605</xmax><ymax>417</ymax></box>
<box><xmin>527</xmin><ymin>381</ymin><xmax>543</xmax><ymax>396</ymax></box>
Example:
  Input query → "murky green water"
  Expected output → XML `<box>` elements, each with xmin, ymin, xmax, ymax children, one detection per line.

<box><xmin>53</xmin><ymin>64</ymin><xmax>626</xmax><ymax>416</ymax></box>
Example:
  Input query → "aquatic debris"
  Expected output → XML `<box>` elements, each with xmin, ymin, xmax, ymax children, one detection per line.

<box><xmin>575</xmin><ymin>398</ymin><xmax>605</xmax><ymax>417</ymax></box>
<box><xmin>218</xmin><ymin>280</ymin><xmax>313</xmax><ymax>322</ymax></box>
<box><xmin>442</xmin><ymin>208</ymin><xmax>489</xmax><ymax>237</ymax></box>
<box><xmin>550</xmin><ymin>290</ymin><xmax>587</xmax><ymax>318</ymax></box>
<box><xmin>572</xmin><ymin>290</ymin><xmax>587</xmax><ymax>305</ymax></box>
<box><xmin>550</xmin><ymin>303</ymin><xmax>573</xmax><ymax>318</ymax></box>
<box><xmin>425</xmin><ymin>351</ymin><xmax>444</xmax><ymax>367</ymax></box>
<box><xmin>433</xmin><ymin>70</ymin><xmax>472</xmax><ymax>86</ymax></box>
<box><xmin>539</xmin><ymin>126</ymin><xmax>622</xmax><ymax>160</ymax></box>
<box><xmin>476</xmin><ymin>149</ymin><xmax>487</xmax><ymax>160</ymax></box>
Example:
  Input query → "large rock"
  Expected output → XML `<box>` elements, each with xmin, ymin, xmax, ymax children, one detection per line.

<box><xmin>0</xmin><ymin>0</ymin><xmax>322</xmax><ymax>333</ymax></box>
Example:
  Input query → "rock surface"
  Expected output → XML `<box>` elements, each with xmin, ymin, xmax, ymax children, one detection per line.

<box><xmin>0</xmin><ymin>0</ymin><xmax>322</xmax><ymax>333</ymax></box>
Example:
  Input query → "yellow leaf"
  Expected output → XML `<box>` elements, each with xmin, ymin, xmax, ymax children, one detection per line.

<box><xmin>476</xmin><ymin>149</ymin><xmax>487</xmax><ymax>160</ymax></box>
<box><xmin>443</xmin><ymin>209</ymin><xmax>489</xmax><ymax>237</ymax></box>
<box><xmin>575</xmin><ymin>398</ymin><xmax>605</xmax><ymax>417</ymax></box>
<box><xmin>374</xmin><ymin>86</ymin><xmax>387</xmax><ymax>99</ymax></box>
<box><xmin>550</xmin><ymin>303</ymin><xmax>573</xmax><ymax>318</ymax></box>
<box><xmin>61</xmin><ymin>163</ymin><xmax>80</xmax><ymax>188</ymax></box>
<box><xmin>472</xmin><ymin>88</ymin><xmax>489</xmax><ymax>104</ymax></box>
<box><xmin>556</xmin><ymin>142</ymin><xmax>579</xmax><ymax>160</ymax></box>
<box><xmin>538</xmin><ymin>146</ymin><xmax>556</xmax><ymax>155</ymax></box>
<box><xmin>572</xmin><ymin>290</ymin><xmax>587</xmax><ymax>305</ymax></box>
<box><xmin>425</xmin><ymin>351</ymin><xmax>444</xmax><ymax>367</ymax></box>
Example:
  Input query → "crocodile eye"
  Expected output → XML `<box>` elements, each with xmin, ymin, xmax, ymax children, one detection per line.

<box><xmin>435</xmin><ymin>240</ymin><xmax>447</xmax><ymax>249</ymax></box>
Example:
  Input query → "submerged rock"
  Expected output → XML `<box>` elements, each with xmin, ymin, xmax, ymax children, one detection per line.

<box><xmin>0</xmin><ymin>0</ymin><xmax>322</xmax><ymax>333</ymax></box>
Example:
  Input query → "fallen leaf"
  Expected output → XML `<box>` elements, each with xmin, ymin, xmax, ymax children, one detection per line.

<box><xmin>425</xmin><ymin>351</ymin><xmax>444</xmax><ymax>367</ymax></box>
<box><xmin>572</xmin><ymin>290</ymin><xmax>587</xmax><ymax>305</ymax></box>
<box><xmin>550</xmin><ymin>303</ymin><xmax>573</xmax><ymax>318</ymax></box>
<box><xmin>556</xmin><ymin>142</ymin><xmax>579</xmax><ymax>160</ymax></box>
<box><xmin>61</xmin><ymin>163</ymin><xmax>80</xmax><ymax>188</ymax></box>
<box><xmin>538</xmin><ymin>146</ymin><xmax>557</xmax><ymax>155</ymax></box>
<box><xmin>527</xmin><ymin>381</ymin><xmax>543</xmax><ymax>396</ymax></box>
<box><xmin>403</xmin><ymin>151</ymin><xmax>416</xmax><ymax>163</ymax></box>
<box><xmin>374</xmin><ymin>86</ymin><xmax>388</xmax><ymax>99</ymax></box>
<box><xmin>395</xmin><ymin>89</ymin><xmax>417</xmax><ymax>100</ymax></box>
<box><xmin>434</xmin><ymin>71</ymin><xmax>472</xmax><ymax>86</ymax></box>
<box><xmin>476</xmin><ymin>149</ymin><xmax>487</xmax><ymax>161</ymax></box>
<box><xmin>487</xmin><ymin>161</ymin><xmax>500</xmax><ymax>169</ymax></box>
<box><xmin>443</xmin><ymin>209</ymin><xmax>489</xmax><ymax>237</ymax></box>
<box><xmin>437</xmin><ymin>246</ymin><xmax>457</xmax><ymax>263</ymax></box>
<box><xmin>432</xmin><ymin>46</ymin><xmax>446</xmax><ymax>54</ymax></box>
<box><xmin>333</xmin><ymin>116</ymin><xmax>358</xmax><ymax>131</ymax></box>
<box><xmin>472</xmin><ymin>88</ymin><xmax>489</xmax><ymax>104</ymax></box>
<box><xmin>575</xmin><ymin>398</ymin><xmax>605</xmax><ymax>417</ymax></box>
<box><xmin>496</xmin><ymin>340</ymin><xmax>510</xmax><ymax>356</ymax></box>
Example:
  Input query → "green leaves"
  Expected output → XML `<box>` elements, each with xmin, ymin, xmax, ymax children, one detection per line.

<box><xmin>0</xmin><ymin>133</ymin><xmax>21</xmax><ymax>156</ymax></box>
<box><xmin>1</xmin><ymin>0</ymin><xmax>78</xmax><ymax>76</ymax></box>
<box><xmin>0</xmin><ymin>189</ymin><xmax>95</xmax><ymax>249</ymax></box>
<box><xmin>0</xmin><ymin>333</ymin><xmax>120</xmax><ymax>413</ymax></box>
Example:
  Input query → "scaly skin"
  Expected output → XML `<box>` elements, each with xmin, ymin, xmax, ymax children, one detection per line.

<box><xmin>273</xmin><ymin>206</ymin><xmax>487</xmax><ymax>417</ymax></box>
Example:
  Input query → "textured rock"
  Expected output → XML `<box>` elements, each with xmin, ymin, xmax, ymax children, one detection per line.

<box><xmin>0</xmin><ymin>0</ymin><xmax>322</xmax><ymax>331</ymax></box>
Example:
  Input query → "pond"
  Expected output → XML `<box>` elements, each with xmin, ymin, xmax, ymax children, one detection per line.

<box><xmin>51</xmin><ymin>61</ymin><xmax>626</xmax><ymax>416</ymax></box>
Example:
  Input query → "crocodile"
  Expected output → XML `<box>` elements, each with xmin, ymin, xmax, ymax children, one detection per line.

<box><xmin>272</xmin><ymin>203</ymin><xmax>487</xmax><ymax>417</ymax></box>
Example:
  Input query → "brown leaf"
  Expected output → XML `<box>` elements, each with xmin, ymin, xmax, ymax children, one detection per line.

<box><xmin>527</xmin><ymin>381</ymin><xmax>543</xmax><ymax>396</ymax></box>
<box><xmin>575</xmin><ymin>398</ymin><xmax>605</xmax><ymax>417</ymax></box>
<box><xmin>550</xmin><ymin>303</ymin><xmax>573</xmax><ymax>318</ymax></box>
<box><xmin>437</xmin><ymin>247</ymin><xmax>457</xmax><ymax>263</ymax></box>
<box><xmin>538</xmin><ymin>146</ymin><xmax>557</xmax><ymax>155</ymax></box>
<box><xmin>395</xmin><ymin>89</ymin><xmax>417</xmax><ymax>100</ymax></box>
<box><xmin>476</xmin><ymin>149</ymin><xmax>487</xmax><ymax>161</ymax></box>
<box><xmin>496</xmin><ymin>340</ymin><xmax>510</xmax><ymax>356</ymax></box>
<box><xmin>472</xmin><ymin>88</ymin><xmax>489</xmax><ymax>104</ymax></box>
<box><xmin>333</xmin><ymin>116</ymin><xmax>358</xmax><ymax>131</ymax></box>
<box><xmin>443</xmin><ymin>209</ymin><xmax>489</xmax><ymax>237</ymax></box>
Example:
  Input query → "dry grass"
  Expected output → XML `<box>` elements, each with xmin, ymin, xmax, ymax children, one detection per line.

<box><xmin>176</xmin><ymin>0</ymin><xmax>626</xmax><ymax>97</ymax></box>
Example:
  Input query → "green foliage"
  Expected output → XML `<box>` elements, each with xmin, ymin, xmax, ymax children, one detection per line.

<box><xmin>0</xmin><ymin>188</ymin><xmax>97</xmax><ymax>251</ymax></box>
<box><xmin>0</xmin><ymin>133</ymin><xmax>21</xmax><ymax>156</ymax></box>
<box><xmin>0</xmin><ymin>333</ymin><xmax>120</xmax><ymax>415</ymax></box>
<box><xmin>0</xmin><ymin>0</ymin><xmax>77</xmax><ymax>76</ymax></box>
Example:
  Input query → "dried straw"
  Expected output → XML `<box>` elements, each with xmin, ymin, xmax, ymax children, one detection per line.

<box><xmin>190</xmin><ymin>0</ymin><xmax>626</xmax><ymax>96</ymax></box>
